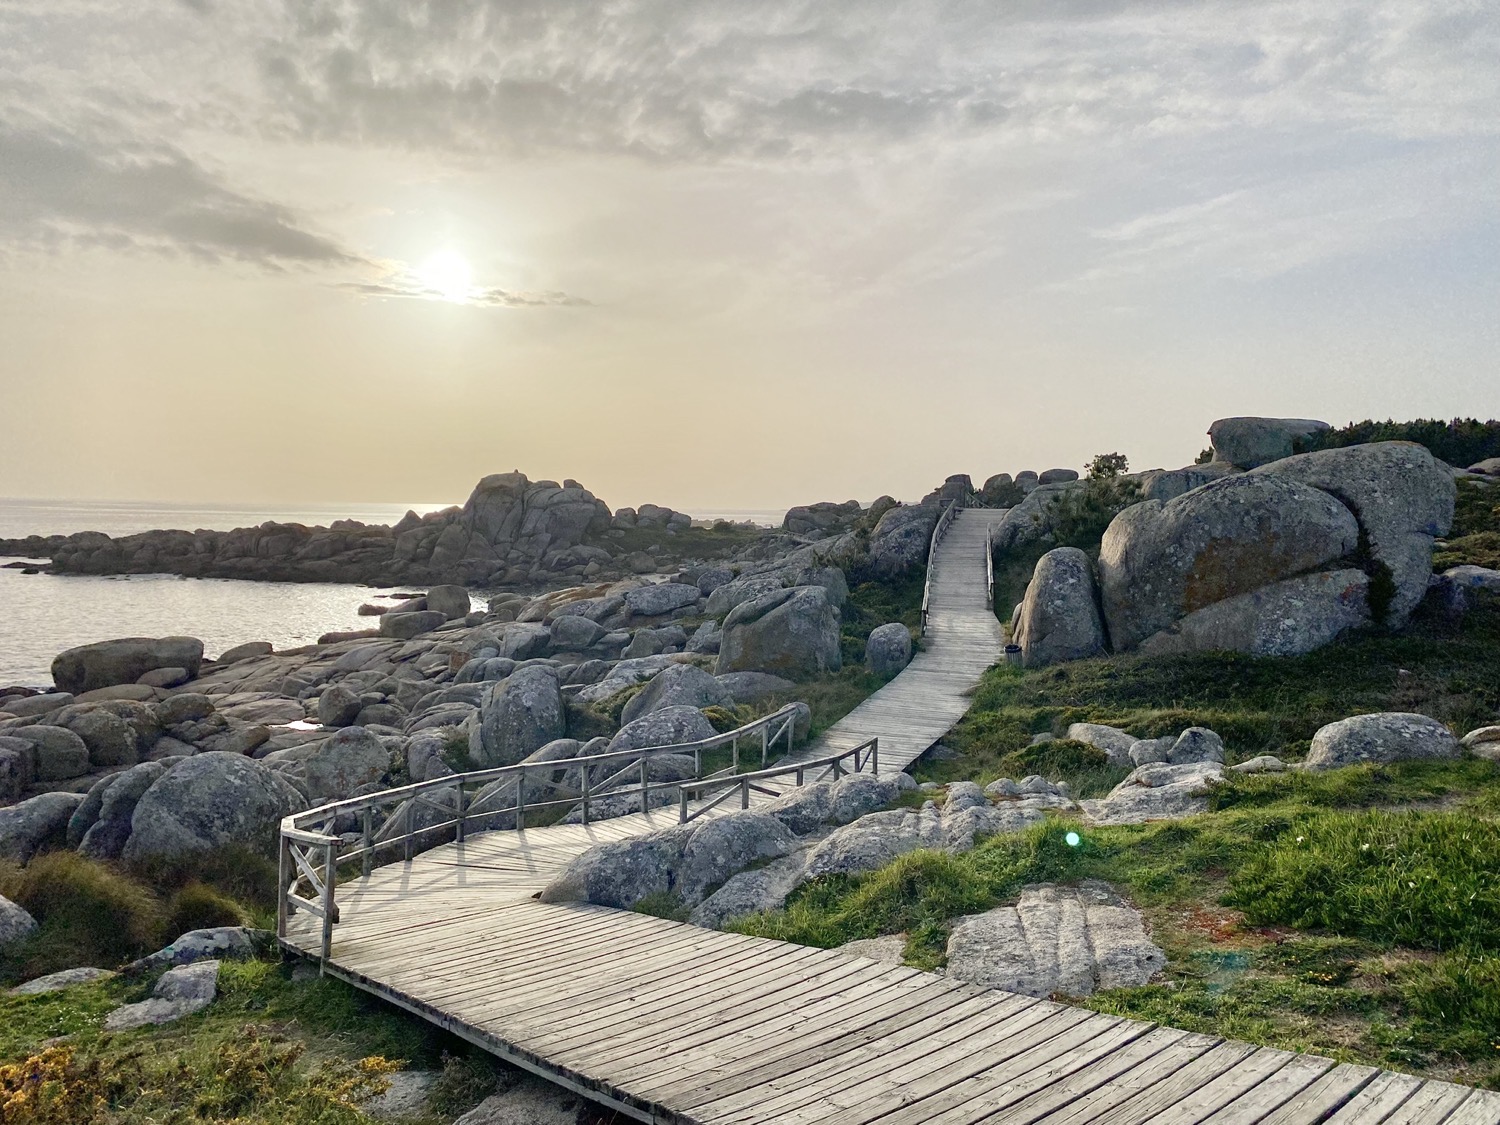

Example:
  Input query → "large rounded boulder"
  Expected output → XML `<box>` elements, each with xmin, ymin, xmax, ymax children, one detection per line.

<box><xmin>1098</xmin><ymin>474</ymin><xmax>1360</xmax><ymax>652</ymax></box>
<box><xmin>865</xmin><ymin>504</ymin><xmax>940</xmax><ymax>580</ymax></box>
<box><xmin>121</xmin><ymin>753</ymin><xmax>307</xmax><ymax>862</ymax></box>
<box><xmin>51</xmin><ymin>637</ymin><xmax>204</xmax><ymax>695</ymax></box>
<box><xmin>1253</xmin><ymin>441</ymin><xmax>1455</xmax><ymax>625</ymax></box>
<box><xmin>620</xmin><ymin>664</ymin><xmax>735</xmax><ymax>726</ymax></box>
<box><xmin>1306</xmin><ymin>713</ymin><xmax>1461</xmax><ymax>771</ymax></box>
<box><xmin>1208</xmin><ymin>417</ymin><xmax>1330</xmax><ymax>469</ymax></box>
<box><xmin>303</xmin><ymin>727</ymin><xmax>391</xmax><ymax>801</ymax></box>
<box><xmin>474</xmin><ymin>664</ymin><xmax>564</xmax><ymax>767</ymax></box>
<box><xmin>716</xmin><ymin>586</ymin><xmax>842</xmax><ymax>679</ymax></box>
<box><xmin>864</xmin><ymin>623</ymin><xmax>913</xmax><ymax>679</ymax></box>
<box><xmin>1013</xmin><ymin>547</ymin><xmax>1107</xmax><ymax>668</ymax></box>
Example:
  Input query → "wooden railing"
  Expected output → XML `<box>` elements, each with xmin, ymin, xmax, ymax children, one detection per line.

<box><xmin>985</xmin><ymin>522</ymin><xmax>996</xmax><ymax>611</ymax></box>
<box><xmin>920</xmin><ymin>499</ymin><xmax>961</xmax><ymax>636</ymax></box>
<box><xmin>277</xmin><ymin>703</ymin><xmax>883</xmax><ymax>961</ymax></box>
<box><xmin>678</xmin><ymin>737</ymin><xmax>878</xmax><ymax>824</ymax></box>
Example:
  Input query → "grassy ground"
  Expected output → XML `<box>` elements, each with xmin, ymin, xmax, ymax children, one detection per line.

<box><xmin>731</xmin><ymin>596</ymin><xmax>1500</xmax><ymax>1089</ymax></box>
<box><xmin>0</xmin><ymin>956</ymin><xmax>562</xmax><ymax>1124</ymax></box>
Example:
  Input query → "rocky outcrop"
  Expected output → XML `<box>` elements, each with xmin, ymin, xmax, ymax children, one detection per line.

<box><xmin>52</xmin><ymin>637</ymin><xmax>204</xmax><ymax>694</ymax></box>
<box><xmin>945</xmin><ymin>881</ymin><xmax>1165</xmax><ymax>998</ymax></box>
<box><xmin>1013</xmin><ymin>548</ymin><xmax>1107</xmax><ymax>668</ymax></box>
<box><xmin>73</xmin><ymin>762</ymin><xmax>170</xmax><ymax>860</ymax></box>
<box><xmin>717</xmin><ymin>586</ymin><xmax>842</xmax><ymax>678</ymax></box>
<box><xmin>303</xmin><ymin>727</ymin><xmax>391</xmax><ymax>801</ymax></box>
<box><xmin>1252</xmin><ymin>442</ymin><xmax>1455</xmax><ymax>625</ymax></box>
<box><xmin>783</xmin><ymin>501</ymin><xmax>863</xmax><ymax>538</ymax></box>
<box><xmin>1098</xmin><ymin>474</ymin><xmax>1362</xmax><ymax>652</ymax></box>
<box><xmin>1081</xmin><ymin>761</ymin><xmax>1224</xmax><ymax>825</ymax></box>
<box><xmin>864</xmin><ymin>504</ymin><xmax>940</xmax><ymax>580</ymax></box>
<box><xmin>1209</xmin><ymin>416</ymin><xmax>1330</xmax><ymax>469</ymax></box>
<box><xmin>1306</xmin><ymin>713</ymin><xmax>1461</xmax><ymax>770</ymax></box>
<box><xmin>989</xmin><ymin>481</ymin><xmax>1088</xmax><ymax>554</ymax></box>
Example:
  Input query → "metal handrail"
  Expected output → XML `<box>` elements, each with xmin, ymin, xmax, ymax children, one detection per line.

<box><xmin>279</xmin><ymin>702</ymin><xmax>817</xmax><ymax>960</ymax></box>
<box><xmin>920</xmin><ymin>499</ymin><xmax>961</xmax><ymax>636</ymax></box>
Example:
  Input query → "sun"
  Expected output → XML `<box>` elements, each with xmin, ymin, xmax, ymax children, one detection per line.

<box><xmin>415</xmin><ymin>250</ymin><xmax>475</xmax><ymax>304</ymax></box>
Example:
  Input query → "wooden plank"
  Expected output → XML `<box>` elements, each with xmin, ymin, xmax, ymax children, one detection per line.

<box><xmin>1142</xmin><ymin>1048</ymin><xmax>1300</xmax><ymax>1125</ymax></box>
<box><xmin>1444</xmin><ymin>1091</ymin><xmax>1500</xmax><ymax>1125</ymax></box>
<box><xmin>1320</xmin><ymin>1070</ymin><xmax>1425</xmax><ymax>1124</ymax></box>
<box><xmin>1023</xmin><ymin>1031</ymin><xmax>1223</xmax><ymax>1125</ymax></box>
<box><xmin>1076</xmin><ymin>1042</ymin><xmax>1260</xmax><ymax>1125</ymax></box>
<box><xmin>1257</xmin><ymin>1064</ymin><xmax>1382</xmax><ymax>1125</ymax></box>
<box><xmin>1196</xmin><ymin>1054</ymin><xmax>1336</xmax><ymax>1123</ymax></box>
<box><xmin>1383</xmin><ymin>1083</ymin><xmax>1485</xmax><ymax>1125</ymax></box>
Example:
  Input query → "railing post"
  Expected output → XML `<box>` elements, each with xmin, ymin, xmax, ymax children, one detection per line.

<box><xmin>320</xmin><ymin>839</ymin><xmax>337</xmax><ymax>966</ymax></box>
<box><xmin>761</xmin><ymin>724</ymin><xmax>769</xmax><ymax>766</ymax></box>
<box><xmin>639</xmin><ymin>757</ymin><xmax>649</xmax><ymax>810</ymax></box>
<box><xmin>403</xmin><ymin>802</ymin><xmax>414</xmax><ymax>863</ymax></box>
<box><xmin>694</xmin><ymin>746</ymin><xmax>701</xmax><ymax>777</ymax></box>
<box><xmin>454</xmin><ymin>782</ymin><xmax>467</xmax><ymax>844</ymax></box>
<box><xmin>276</xmin><ymin>831</ymin><xmax>290</xmax><ymax>939</ymax></box>
<box><xmin>515</xmin><ymin>772</ymin><xmax>526</xmax><ymax>830</ymax></box>
<box><xmin>360</xmin><ymin>808</ymin><xmax>372</xmax><ymax>878</ymax></box>
<box><xmin>740</xmin><ymin>777</ymin><xmax>749</xmax><ymax>810</ymax></box>
<box><xmin>580</xmin><ymin>763</ymin><xmax>591</xmax><ymax>826</ymax></box>
<box><xmin>680</xmin><ymin>785</ymin><xmax>690</xmax><ymax>823</ymax></box>
<box><xmin>732</xmin><ymin>738</ymin><xmax>739</xmax><ymax>773</ymax></box>
<box><xmin>872</xmin><ymin>737</ymin><xmax>879</xmax><ymax>775</ymax></box>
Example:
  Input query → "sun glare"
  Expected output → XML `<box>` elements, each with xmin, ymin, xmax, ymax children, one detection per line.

<box><xmin>415</xmin><ymin>250</ymin><xmax>475</xmax><ymax>304</ymax></box>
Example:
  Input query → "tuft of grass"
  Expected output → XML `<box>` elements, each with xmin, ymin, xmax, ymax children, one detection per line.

<box><xmin>1225</xmin><ymin>809</ymin><xmax>1500</xmax><ymax>953</ymax></box>
<box><xmin>166</xmin><ymin>882</ymin><xmax>252</xmax><ymax>935</ymax></box>
<box><xmin>632</xmin><ymin>891</ymin><xmax>691</xmax><ymax>922</ymax></box>
<box><xmin>0</xmin><ymin>853</ymin><xmax>166</xmax><ymax>982</ymax></box>
<box><xmin>838</xmin><ymin>574</ymin><xmax>924</xmax><ymax>667</ymax></box>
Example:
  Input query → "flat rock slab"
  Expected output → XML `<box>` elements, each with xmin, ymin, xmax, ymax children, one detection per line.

<box><xmin>945</xmin><ymin>880</ymin><xmax>1165</xmax><ymax>998</ymax></box>
<box><xmin>10</xmin><ymin>966</ymin><xmax>116</xmax><ymax>995</ymax></box>
<box><xmin>105</xmin><ymin>959</ymin><xmax>219</xmax><ymax>1030</ymax></box>
<box><xmin>454</xmin><ymin>1077</ymin><xmax>584</xmax><ymax>1124</ymax></box>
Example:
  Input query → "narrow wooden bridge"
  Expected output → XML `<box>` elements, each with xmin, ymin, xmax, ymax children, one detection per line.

<box><xmin>279</xmin><ymin>506</ymin><xmax>1499</xmax><ymax>1124</ymax></box>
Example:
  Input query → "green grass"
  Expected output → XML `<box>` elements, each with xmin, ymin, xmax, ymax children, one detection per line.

<box><xmin>838</xmin><ymin>573</ymin><xmax>924</xmax><ymax>667</ymax></box>
<box><xmin>0</xmin><ymin>957</ymin><xmax>513</xmax><ymax>1123</ymax></box>
<box><xmin>730</xmin><ymin>752</ymin><xmax>1500</xmax><ymax>1085</ymax></box>
<box><xmin>947</xmin><ymin>599</ymin><xmax>1500</xmax><ymax>768</ymax></box>
<box><xmin>0</xmin><ymin>847</ymin><xmax>279</xmax><ymax>986</ymax></box>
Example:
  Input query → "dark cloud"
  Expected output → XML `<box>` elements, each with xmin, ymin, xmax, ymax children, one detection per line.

<box><xmin>0</xmin><ymin>117</ymin><xmax>355</xmax><ymax>265</ymax></box>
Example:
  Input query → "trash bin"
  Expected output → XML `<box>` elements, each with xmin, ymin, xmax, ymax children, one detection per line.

<box><xmin>1004</xmin><ymin>644</ymin><xmax>1023</xmax><ymax>666</ymax></box>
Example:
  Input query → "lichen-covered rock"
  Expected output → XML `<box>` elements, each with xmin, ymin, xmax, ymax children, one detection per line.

<box><xmin>317</xmin><ymin>684</ymin><xmax>362</xmax><ymax>727</ymax></box>
<box><xmin>474</xmin><ymin>665</ymin><xmax>564</xmax><ymax>767</ymax></box>
<box><xmin>1080</xmin><ymin>762</ymin><xmax>1224</xmax><ymax>826</ymax></box>
<box><xmin>121</xmin><ymin>753</ymin><xmax>306</xmax><ymax>862</ymax></box>
<box><xmin>606</xmin><ymin>706</ymin><xmax>715</xmax><ymax>754</ymax></box>
<box><xmin>0</xmin><ymin>792</ymin><xmax>86</xmax><ymax>862</ymax></box>
<box><xmin>0</xmin><ymin>739</ymin><xmax>34</xmax><ymax>803</ymax></box>
<box><xmin>127</xmin><ymin>926</ymin><xmax>271</xmax><ymax>972</ymax></box>
<box><xmin>1306</xmin><ymin>713</ymin><xmax>1461</xmax><ymax>771</ymax></box>
<box><xmin>1065</xmin><ymin>723</ymin><xmax>1137</xmax><ymax>768</ymax></box>
<box><xmin>77</xmin><ymin>762</ymin><xmax>171</xmax><ymax>860</ymax></box>
<box><xmin>52</xmin><ymin>636</ymin><xmax>204</xmax><ymax>695</ymax></box>
<box><xmin>945</xmin><ymin>881</ymin><xmax>1165</xmax><ymax>997</ymax></box>
<box><xmin>713</xmin><ymin>671</ymin><xmax>795</xmax><ymax>705</ymax></box>
<box><xmin>717</xmin><ymin>586</ymin><xmax>842</xmax><ymax>679</ymax></box>
<box><xmin>12</xmin><ymin>725</ymin><xmax>90</xmax><ymax>781</ymax></box>
<box><xmin>704</xmin><ymin>576</ymin><xmax>784</xmax><ymax>619</ymax></box>
<box><xmin>303</xmin><ymin>727</ymin><xmax>391</xmax><ymax>801</ymax></box>
<box><xmin>379</xmin><ymin>610</ymin><xmax>447</xmax><ymax>640</ymax></box>
<box><xmin>624</xmin><ymin>583</ymin><xmax>702</xmax><ymax>618</ymax></box>
<box><xmin>425</xmin><ymin>584</ymin><xmax>472</xmax><ymax>621</ymax></box>
<box><xmin>1014</xmin><ymin>548</ymin><xmax>1107</xmax><ymax>668</ymax></box>
<box><xmin>1254</xmin><ymin>442</ymin><xmax>1455</xmax><ymax>625</ymax></box>
<box><xmin>864</xmin><ymin>622</ymin><xmax>913</xmax><ymax>679</ymax></box>
<box><xmin>104</xmin><ymin>960</ymin><xmax>219</xmax><ymax>1030</ymax></box>
<box><xmin>1098</xmin><ymin>474</ymin><xmax>1360</xmax><ymax>652</ymax></box>
<box><xmin>1136</xmin><ymin>569</ymin><xmax>1370</xmax><ymax>657</ymax></box>
<box><xmin>619</xmin><ymin>664</ymin><xmax>736</xmax><ymax>726</ymax></box>
<box><xmin>865</xmin><ymin>504</ymin><xmax>939</xmax><ymax>580</ymax></box>
<box><xmin>0</xmin><ymin>894</ymin><xmax>37</xmax><ymax>952</ymax></box>
<box><xmin>10</xmin><ymin>967</ymin><xmax>116</xmax><ymax>995</ymax></box>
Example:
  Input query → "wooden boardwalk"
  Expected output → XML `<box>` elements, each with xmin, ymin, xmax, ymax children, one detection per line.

<box><xmin>282</xmin><ymin>509</ymin><xmax>1500</xmax><ymax>1124</ymax></box>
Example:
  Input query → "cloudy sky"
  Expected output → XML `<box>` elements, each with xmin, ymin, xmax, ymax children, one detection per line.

<box><xmin>1</xmin><ymin>0</ymin><xmax>1497</xmax><ymax>514</ymax></box>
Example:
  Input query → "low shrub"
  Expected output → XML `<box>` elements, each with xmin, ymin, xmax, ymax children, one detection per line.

<box><xmin>0</xmin><ymin>853</ymin><xmax>165</xmax><ymax>981</ymax></box>
<box><xmin>1295</xmin><ymin>417</ymin><xmax>1500</xmax><ymax>468</ymax></box>
<box><xmin>167</xmin><ymin>882</ymin><xmax>251</xmax><ymax>936</ymax></box>
<box><xmin>1225</xmin><ymin>809</ymin><xmax>1500</xmax><ymax>953</ymax></box>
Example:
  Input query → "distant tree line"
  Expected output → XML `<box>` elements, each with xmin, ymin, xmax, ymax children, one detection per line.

<box><xmin>1296</xmin><ymin>417</ymin><xmax>1500</xmax><ymax>467</ymax></box>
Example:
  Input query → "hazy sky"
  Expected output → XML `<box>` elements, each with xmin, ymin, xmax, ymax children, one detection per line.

<box><xmin>2</xmin><ymin>0</ymin><xmax>1497</xmax><ymax>514</ymax></box>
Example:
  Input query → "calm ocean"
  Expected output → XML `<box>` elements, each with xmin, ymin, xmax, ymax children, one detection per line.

<box><xmin>0</xmin><ymin>498</ymin><xmax>785</xmax><ymax>687</ymax></box>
